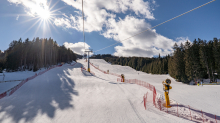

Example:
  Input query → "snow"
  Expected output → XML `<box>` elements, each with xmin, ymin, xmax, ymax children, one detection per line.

<box><xmin>89</xmin><ymin>59</ymin><xmax>220</xmax><ymax>116</ymax></box>
<box><xmin>0</xmin><ymin>68</ymin><xmax>47</xmax><ymax>94</ymax></box>
<box><xmin>0</xmin><ymin>59</ymin><xmax>219</xmax><ymax>123</ymax></box>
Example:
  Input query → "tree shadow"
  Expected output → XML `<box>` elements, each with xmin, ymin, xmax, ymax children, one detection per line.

<box><xmin>108</xmin><ymin>82</ymin><xmax>126</xmax><ymax>84</ymax></box>
<box><xmin>108</xmin><ymin>82</ymin><xmax>118</xmax><ymax>84</ymax></box>
<box><xmin>0</xmin><ymin>66</ymin><xmax>78</xmax><ymax>123</ymax></box>
<box><xmin>93</xmin><ymin>75</ymin><xmax>109</xmax><ymax>82</ymax></box>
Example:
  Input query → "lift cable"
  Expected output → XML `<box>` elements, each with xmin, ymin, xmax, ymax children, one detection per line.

<box><xmin>94</xmin><ymin>0</ymin><xmax>216</xmax><ymax>53</ymax></box>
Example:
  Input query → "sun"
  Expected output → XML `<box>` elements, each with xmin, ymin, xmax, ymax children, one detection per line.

<box><xmin>21</xmin><ymin>1</ymin><xmax>63</xmax><ymax>35</ymax></box>
<box><xmin>39</xmin><ymin>9</ymin><xmax>51</xmax><ymax>20</ymax></box>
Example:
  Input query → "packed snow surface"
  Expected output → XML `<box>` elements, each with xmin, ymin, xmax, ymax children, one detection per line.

<box><xmin>90</xmin><ymin>59</ymin><xmax>220</xmax><ymax>116</ymax></box>
<box><xmin>0</xmin><ymin>59</ymin><xmax>219</xmax><ymax>123</ymax></box>
<box><xmin>0</xmin><ymin>68</ymin><xmax>47</xmax><ymax>94</ymax></box>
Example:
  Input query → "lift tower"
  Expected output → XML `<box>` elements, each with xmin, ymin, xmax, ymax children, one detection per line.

<box><xmin>85</xmin><ymin>49</ymin><xmax>93</xmax><ymax>72</ymax></box>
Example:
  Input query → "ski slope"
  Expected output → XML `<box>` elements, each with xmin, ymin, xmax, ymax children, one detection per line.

<box><xmin>89</xmin><ymin>59</ymin><xmax>220</xmax><ymax>116</ymax></box>
<box><xmin>0</xmin><ymin>68</ymin><xmax>52</xmax><ymax>94</ymax></box>
<box><xmin>0</xmin><ymin>59</ymin><xmax>218</xmax><ymax>123</ymax></box>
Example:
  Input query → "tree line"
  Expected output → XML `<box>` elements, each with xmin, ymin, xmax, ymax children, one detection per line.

<box><xmin>91</xmin><ymin>54</ymin><xmax>169</xmax><ymax>74</ymax></box>
<box><xmin>0</xmin><ymin>37</ymin><xmax>76</xmax><ymax>72</ymax></box>
<box><xmin>92</xmin><ymin>37</ymin><xmax>220</xmax><ymax>83</ymax></box>
<box><xmin>169</xmin><ymin>38</ymin><xmax>220</xmax><ymax>83</ymax></box>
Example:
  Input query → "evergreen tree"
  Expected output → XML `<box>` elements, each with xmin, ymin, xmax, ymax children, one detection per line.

<box><xmin>184</xmin><ymin>40</ymin><xmax>193</xmax><ymax>81</ymax></box>
<box><xmin>102</xmin><ymin>38</ymin><xmax>220</xmax><ymax>83</ymax></box>
<box><xmin>213</xmin><ymin>38</ymin><xmax>220</xmax><ymax>79</ymax></box>
<box><xmin>3</xmin><ymin>37</ymin><xmax>76</xmax><ymax>72</ymax></box>
<box><xmin>199</xmin><ymin>40</ymin><xmax>211</xmax><ymax>82</ymax></box>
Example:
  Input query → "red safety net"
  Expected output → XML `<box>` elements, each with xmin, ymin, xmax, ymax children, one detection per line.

<box><xmin>117</xmin><ymin>78</ymin><xmax>219</xmax><ymax>123</ymax></box>
<box><xmin>90</xmin><ymin>62</ymin><xmax>121</xmax><ymax>77</ymax></box>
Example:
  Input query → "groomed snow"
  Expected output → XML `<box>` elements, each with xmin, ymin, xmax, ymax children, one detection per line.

<box><xmin>89</xmin><ymin>59</ymin><xmax>220</xmax><ymax>116</ymax></box>
<box><xmin>0</xmin><ymin>59</ymin><xmax>218</xmax><ymax>123</ymax></box>
<box><xmin>0</xmin><ymin>68</ymin><xmax>47</xmax><ymax>94</ymax></box>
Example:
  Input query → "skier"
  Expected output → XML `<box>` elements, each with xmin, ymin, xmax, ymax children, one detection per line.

<box><xmin>200</xmin><ymin>80</ymin><xmax>203</xmax><ymax>86</ymax></box>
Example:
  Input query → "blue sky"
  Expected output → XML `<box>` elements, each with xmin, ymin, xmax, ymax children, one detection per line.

<box><xmin>0</xmin><ymin>0</ymin><xmax>219</xmax><ymax>57</ymax></box>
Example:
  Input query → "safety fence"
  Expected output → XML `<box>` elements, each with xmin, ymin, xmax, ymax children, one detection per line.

<box><xmin>81</xmin><ymin>66</ymin><xmax>86</xmax><ymax>71</ymax></box>
<box><xmin>152</xmin><ymin>96</ymin><xmax>220</xmax><ymax>123</ymax></box>
<box><xmin>117</xmin><ymin>78</ymin><xmax>219</xmax><ymax>123</ymax></box>
<box><xmin>117</xmin><ymin>78</ymin><xmax>157</xmax><ymax>106</ymax></box>
<box><xmin>90</xmin><ymin>62</ymin><xmax>121</xmax><ymax>77</ymax></box>
<box><xmin>0</xmin><ymin>65</ymin><xmax>63</xmax><ymax>100</ymax></box>
<box><xmin>69</xmin><ymin>62</ymin><xmax>77</xmax><ymax>66</ymax></box>
<box><xmin>153</xmin><ymin>95</ymin><xmax>220</xmax><ymax>123</ymax></box>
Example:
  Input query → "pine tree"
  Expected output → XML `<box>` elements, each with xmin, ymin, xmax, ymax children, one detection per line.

<box><xmin>170</xmin><ymin>43</ymin><xmax>186</xmax><ymax>82</ymax></box>
<box><xmin>213</xmin><ymin>38</ymin><xmax>220</xmax><ymax>79</ymax></box>
<box><xmin>199</xmin><ymin>40</ymin><xmax>211</xmax><ymax>82</ymax></box>
<box><xmin>184</xmin><ymin>40</ymin><xmax>193</xmax><ymax>81</ymax></box>
<box><xmin>190</xmin><ymin>39</ymin><xmax>202</xmax><ymax>81</ymax></box>
<box><xmin>4</xmin><ymin>37</ymin><xmax>76</xmax><ymax>71</ymax></box>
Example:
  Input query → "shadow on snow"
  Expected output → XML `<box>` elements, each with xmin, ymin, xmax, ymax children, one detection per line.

<box><xmin>0</xmin><ymin>66</ymin><xmax>79</xmax><ymax>123</ymax></box>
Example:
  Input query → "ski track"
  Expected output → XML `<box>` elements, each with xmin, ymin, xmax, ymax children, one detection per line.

<box><xmin>0</xmin><ymin>60</ymin><xmax>195</xmax><ymax>123</ymax></box>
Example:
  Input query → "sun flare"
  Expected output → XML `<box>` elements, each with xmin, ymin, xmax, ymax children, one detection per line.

<box><xmin>19</xmin><ymin>1</ymin><xmax>61</xmax><ymax>35</ymax></box>
<box><xmin>39</xmin><ymin>9</ymin><xmax>51</xmax><ymax>20</ymax></box>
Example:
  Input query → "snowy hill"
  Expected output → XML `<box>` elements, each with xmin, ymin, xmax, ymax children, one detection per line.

<box><xmin>0</xmin><ymin>59</ymin><xmax>219</xmax><ymax>123</ymax></box>
<box><xmin>0</xmin><ymin>68</ymin><xmax>48</xmax><ymax>94</ymax></box>
<box><xmin>89</xmin><ymin>59</ymin><xmax>137</xmax><ymax>74</ymax></box>
<box><xmin>88</xmin><ymin>59</ymin><xmax>220</xmax><ymax>116</ymax></box>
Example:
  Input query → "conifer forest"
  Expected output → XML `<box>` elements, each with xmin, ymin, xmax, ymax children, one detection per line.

<box><xmin>0</xmin><ymin>37</ymin><xmax>76</xmax><ymax>72</ymax></box>
<box><xmin>1</xmin><ymin>37</ymin><xmax>220</xmax><ymax>83</ymax></box>
<box><xmin>97</xmin><ymin>38</ymin><xmax>220</xmax><ymax>83</ymax></box>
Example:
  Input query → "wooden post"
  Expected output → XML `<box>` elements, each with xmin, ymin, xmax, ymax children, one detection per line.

<box><xmin>188</xmin><ymin>105</ymin><xmax>192</xmax><ymax>120</ymax></box>
<box><xmin>201</xmin><ymin>110</ymin><xmax>204</xmax><ymax>123</ymax></box>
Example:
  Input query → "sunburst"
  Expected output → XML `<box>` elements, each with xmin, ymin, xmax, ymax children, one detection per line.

<box><xmin>16</xmin><ymin>0</ymin><xmax>66</xmax><ymax>36</ymax></box>
<box><xmin>38</xmin><ymin>9</ymin><xmax>51</xmax><ymax>20</ymax></box>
